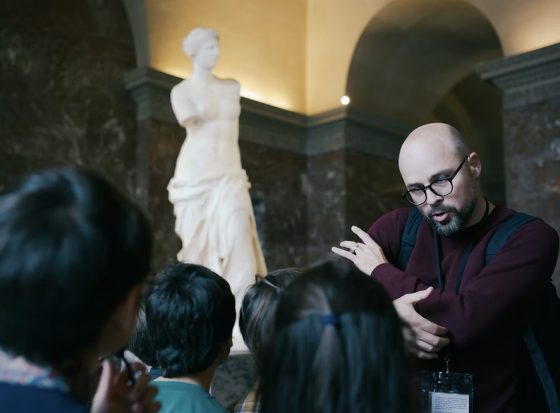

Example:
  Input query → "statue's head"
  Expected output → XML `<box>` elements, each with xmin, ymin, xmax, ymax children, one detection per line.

<box><xmin>182</xmin><ymin>28</ymin><xmax>219</xmax><ymax>69</ymax></box>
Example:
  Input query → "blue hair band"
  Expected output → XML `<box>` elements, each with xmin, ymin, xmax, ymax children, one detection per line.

<box><xmin>321</xmin><ymin>314</ymin><xmax>340</xmax><ymax>326</ymax></box>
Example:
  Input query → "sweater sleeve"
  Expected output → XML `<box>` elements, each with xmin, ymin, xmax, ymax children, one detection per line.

<box><xmin>372</xmin><ymin>219</ymin><xmax>559</xmax><ymax>348</ymax></box>
<box><xmin>367</xmin><ymin>208</ymin><xmax>433</xmax><ymax>300</ymax></box>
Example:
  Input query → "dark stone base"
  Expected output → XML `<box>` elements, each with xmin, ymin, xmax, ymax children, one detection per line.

<box><xmin>211</xmin><ymin>353</ymin><xmax>257</xmax><ymax>408</ymax></box>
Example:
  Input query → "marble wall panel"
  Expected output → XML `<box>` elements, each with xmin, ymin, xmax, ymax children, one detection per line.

<box><xmin>305</xmin><ymin>150</ymin><xmax>347</xmax><ymax>266</ymax></box>
<box><xmin>503</xmin><ymin>100</ymin><xmax>560</xmax><ymax>287</ymax></box>
<box><xmin>345</xmin><ymin>150</ymin><xmax>409</xmax><ymax>236</ymax></box>
<box><xmin>304</xmin><ymin>149</ymin><xmax>407</xmax><ymax>266</ymax></box>
<box><xmin>136</xmin><ymin>119</ymin><xmax>184</xmax><ymax>273</ymax></box>
<box><xmin>239</xmin><ymin>140</ymin><xmax>308</xmax><ymax>270</ymax></box>
<box><xmin>0</xmin><ymin>0</ymin><xmax>137</xmax><ymax>196</ymax></box>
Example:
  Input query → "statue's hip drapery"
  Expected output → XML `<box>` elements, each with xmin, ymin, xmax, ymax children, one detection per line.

<box><xmin>167</xmin><ymin>170</ymin><xmax>267</xmax><ymax>295</ymax></box>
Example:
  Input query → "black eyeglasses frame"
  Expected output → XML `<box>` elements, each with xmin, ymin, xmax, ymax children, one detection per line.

<box><xmin>401</xmin><ymin>155</ymin><xmax>470</xmax><ymax>206</ymax></box>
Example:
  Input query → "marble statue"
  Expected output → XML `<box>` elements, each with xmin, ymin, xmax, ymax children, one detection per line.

<box><xmin>168</xmin><ymin>28</ymin><xmax>267</xmax><ymax>353</ymax></box>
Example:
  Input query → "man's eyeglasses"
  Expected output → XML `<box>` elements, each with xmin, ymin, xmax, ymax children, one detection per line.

<box><xmin>401</xmin><ymin>155</ymin><xmax>470</xmax><ymax>206</ymax></box>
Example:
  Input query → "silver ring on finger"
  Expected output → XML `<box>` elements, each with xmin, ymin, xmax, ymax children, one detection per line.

<box><xmin>352</xmin><ymin>245</ymin><xmax>359</xmax><ymax>254</ymax></box>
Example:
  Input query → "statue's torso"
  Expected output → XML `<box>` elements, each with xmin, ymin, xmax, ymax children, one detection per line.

<box><xmin>171</xmin><ymin>77</ymin><xmax>242</xmax><ymax>181</ymax></box>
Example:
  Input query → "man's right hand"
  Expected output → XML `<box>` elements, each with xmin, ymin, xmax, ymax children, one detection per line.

<box><xmin>393</xmin><ymin>287</ymin><xmax>450</xmax><ymax>359</ymax></box>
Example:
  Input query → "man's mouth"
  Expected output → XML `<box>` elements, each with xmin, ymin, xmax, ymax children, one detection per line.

<box><xmin>431</xmin><ymin>210</ymin><xmax>450</xmax><ymax>222</ymax></box>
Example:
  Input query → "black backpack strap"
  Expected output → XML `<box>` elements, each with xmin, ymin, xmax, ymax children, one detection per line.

<box><xmin>485</xmin><ymin>212</ymin><xmax>538</xmax><ymax>265</ymax></box>
<box><xmin>397</xmin><ymin>208</ymin><xmax>423</xmax><ymax>271</ymax></box>
<box><xmin>485</xmin><ymin>213</ymin><xmax>559</xmax><ymax>411</ymax></box>
<box><xmin>524</xmin><ymin>329</ymin><xmax>560</xmax><ymax>412</ymax></box>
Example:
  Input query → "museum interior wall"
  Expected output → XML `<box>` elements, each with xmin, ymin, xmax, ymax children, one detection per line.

<box><xmin>1</xmin><ymin>0</ymin><xmax>560</xmax><ymax>285</ymax></box>
<box><xmin>0</xmin><ymin>0</ymin><xmax>137</xmax><ymax>195</ymax></box>
<box><xmin>145</xmin><ymin>0</ymin><xmax>307</xmax><ymax>112</ymax></box>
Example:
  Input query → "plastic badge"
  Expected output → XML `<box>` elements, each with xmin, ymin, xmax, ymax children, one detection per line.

<box><xmin>421</xmin><ymin>371</ymin><xmax>473</xmax><ymax>413</ymax></box>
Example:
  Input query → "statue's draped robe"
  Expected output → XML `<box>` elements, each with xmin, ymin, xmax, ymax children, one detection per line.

<box><xmin>168</xmin><ymin>170</ymin><xmax>267</xmax><ymax>295</ymax></box>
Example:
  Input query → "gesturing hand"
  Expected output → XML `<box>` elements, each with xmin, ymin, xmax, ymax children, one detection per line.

<box><xmin>91</xmin><ymin>359</ymin><xmax>161</xmax><ymax>413</ymax></box>
<box><xmin>331</xmin><ymin>226</ymin><xmax>388</xmax><ymax>275</ymax></box>
<box><xmin>393</xmin><ymin>287</ymin><xmax>450</xmax><ymax>359</ymax></box>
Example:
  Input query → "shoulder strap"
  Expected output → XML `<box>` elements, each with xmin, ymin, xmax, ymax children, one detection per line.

<box><xmin>485</xmin><ymin>212</ymin><xmax>539</xmax><ymax>265</ymax></box>
<box><xmin>524</xmin><ymin>329</ymin><xmax>560</xmax><ymax>412</ymax></box>
<box><xmin>484</xmin><ymin>212</ymin><xmax>559</xmax><ymax>411</ymax></box>
<box><xmin>397</xmin><ymin>208</ymin><xmax>423</xmax><ymax>271</ymax></box>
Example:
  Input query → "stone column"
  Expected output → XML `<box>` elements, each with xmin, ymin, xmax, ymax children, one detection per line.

<box><xmin>305</xmin><ymin>107</ymin><xmax>410</xmax><ymax>265</ymax></box>
<box><xmin>477</xmin><ymin>43</ymin><xmax>560</xmax><ymax>287</ymax></box>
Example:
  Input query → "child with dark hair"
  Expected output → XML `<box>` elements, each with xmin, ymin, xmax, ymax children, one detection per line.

<box><xmin>229</xmin><ymin>269</ymin><xmax>301</xmax><ymax>413</ymax></box>
<box><xmin>0</xmin><ymin>168</ymin><xmax>160</xmax><ymax>413</ymax></box>
<box><xmin>146</xmin><ymin>262</ymin><xmax>236</xmax><ymax>413</ymax></box>
<box><xmin>259</xmin><ymin>262</ymin><xmax>410</xmax><ymax>413</ymax></box>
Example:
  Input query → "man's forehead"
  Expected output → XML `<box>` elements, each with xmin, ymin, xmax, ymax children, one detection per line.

<box><xmin>399</xmin><ymin>148</ymin><xmax>459</xmax><ymax>185</ymax></box>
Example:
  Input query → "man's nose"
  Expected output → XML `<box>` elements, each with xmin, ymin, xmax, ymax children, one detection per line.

<box><xmin>426</xmin><ymin>188</ymin><xmax>444</xmax><ymax>206</ymax></box>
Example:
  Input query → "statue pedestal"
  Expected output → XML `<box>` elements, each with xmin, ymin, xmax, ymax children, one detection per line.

<box><xmin>211</xmin><ymin>353</ymin><xmax>257</xmax><ymax>408</ymax></box>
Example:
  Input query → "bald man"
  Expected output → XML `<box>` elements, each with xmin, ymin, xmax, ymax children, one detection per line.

<box><xmin>333</xmin><ymin>123</ymin><xmax>559</xmax><ymax>413</ymax></box>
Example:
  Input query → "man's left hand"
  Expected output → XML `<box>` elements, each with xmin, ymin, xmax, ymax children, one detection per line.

<box><xmin>331</xmin><ymin>226</ymin><xmax>388</xmax><ymax>275</ymax></box>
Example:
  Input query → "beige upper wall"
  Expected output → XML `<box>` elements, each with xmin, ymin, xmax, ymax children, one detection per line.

<box><xmin>144</xmin><ymin>0</ymin><xmax>560</xmax><ymax>115</ymax></box>
<box><xmin>306</xmin><ymin>0</ymin><xmax>387</xmax><ymax>114</ymax></box>
<box><xmin>146</xmin><ymin>0</ymin><xmax>306</xmax><ymax>113</ymax></box>
<box><xmin>473</xmin><ymin>0</ymin><xmax>560</xmax><ymax>56</ymax></box>
<box><xmin>306</xmin><ymin>0</ymin><xmax>560</xmax><ymax>114</ymax></box>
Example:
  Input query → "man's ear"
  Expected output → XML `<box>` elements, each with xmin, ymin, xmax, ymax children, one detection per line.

<box><xmin>467</xmin><ymin>152</ymin><xmax>482</xmax><ymax>178</ymax></box>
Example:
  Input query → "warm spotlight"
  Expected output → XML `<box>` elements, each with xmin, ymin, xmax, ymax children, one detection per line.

<box><xmin>341</xmin><ymin>96</ymin><xmax>350</xmax><ymax>105</ymax></box>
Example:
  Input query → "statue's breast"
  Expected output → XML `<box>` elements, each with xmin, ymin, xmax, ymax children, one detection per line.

<box><xmin>193</xmin><ymin>83</ymin><xmax>240</xmax><ymax>122</ymax></box>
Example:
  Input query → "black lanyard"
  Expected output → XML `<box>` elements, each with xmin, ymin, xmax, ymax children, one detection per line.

<box><xmin>433</xmin><ymin>199</ymin><xmax>489</xmax><ymax>293</ymax></box>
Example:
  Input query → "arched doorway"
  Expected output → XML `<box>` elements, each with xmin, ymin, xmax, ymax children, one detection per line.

<box><xmin>346</xmin><ymin>0</ymin><xmax>505</xmax><ymax>204</ymax></box>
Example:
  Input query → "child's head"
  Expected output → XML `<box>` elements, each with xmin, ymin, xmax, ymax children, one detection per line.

<box><xmin>259</xmin><ymin>262</ymin><xmax>408</xmax><ymax>413</ymax></box>
<box><xmin>0</xmin><ymin>168</ymin><xmax>151</xmax><ymax>366</ymax></box>
<box><xmin>240</xmin><ymin>269</ymin><xmax>301</xmax><ymax>356</ymax></box>
<box><xmin>146</xmin><ymin>263</ymin><xmax>235</xmax><ymax>377</ymax></box>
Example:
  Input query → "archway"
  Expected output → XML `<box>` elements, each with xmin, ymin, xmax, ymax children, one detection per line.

<box><xmin>346</xmin><ymin>0</ymin><xmax>505</xmax><ymax>204</ymax></box>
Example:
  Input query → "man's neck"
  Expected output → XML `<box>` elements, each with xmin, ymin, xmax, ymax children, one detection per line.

<box><xmin>465</xmin><ymin>194</ymin><xmax>495</xmax><ymax>228</ymax></box>
<box><xmin>155</xmin><ymin>365</ymin><xmax>216</xmax><ymax>392</ymax></box>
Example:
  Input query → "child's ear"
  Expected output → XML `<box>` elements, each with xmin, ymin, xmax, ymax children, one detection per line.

<box><xmin>223</xmin><ymin>336</ymin><xmax>233</xmax><ymax>351</ymax></box>
<box><xmin>96</xmin><ymin>285</ymin><xmax>141</xmax><ymax>356</ymax></box>
<box><xmin>215</xmin><ymin>336</ymin><xmax>233</xmax><ymax>365</ymax></box>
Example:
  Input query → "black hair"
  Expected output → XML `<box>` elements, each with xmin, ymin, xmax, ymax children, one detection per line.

<box><xmin>0</xmin><ymin>168</ymin><xmax>152</xmax><ymax>365</ymax></box>
<box><xmin>259</xmin><ymin>262</ymin><xmax>409</xmax><ymax>413</ymax></box>
<box><xmin>240</xmin><ymin>269</ymin><xmax>301</xmax><ymax>356</ymax></box>
<box><xmin>146</xmin><ymin>262</ymin><xmax>235</xmax><ymax>377</ymax></box>
<box><xmin>127</xmin><ymin>306</ymin><xmax>159</xmax><ymax>367</ymax></box>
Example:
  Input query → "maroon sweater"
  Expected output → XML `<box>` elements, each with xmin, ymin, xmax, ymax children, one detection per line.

<box><xmin>368</xmin><ymin>205</ymin><xmax>559</xmax><ymax>413</ymax></box>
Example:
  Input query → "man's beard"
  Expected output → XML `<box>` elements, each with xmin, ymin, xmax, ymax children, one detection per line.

<box><xmin>424</xmin><ymin>179</ymin><xmax>478</xmax><ymax>236</ymax></box>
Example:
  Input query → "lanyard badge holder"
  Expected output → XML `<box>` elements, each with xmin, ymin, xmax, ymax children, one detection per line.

<box><xmin>420</xmin><ymin>200</ymin><xmax>488</xmax><ymax>413</ymax></box>
<box><xmin>421</xmin><ymin>353</ymin><xmax>473</xmax><ymax>413</ymax></box>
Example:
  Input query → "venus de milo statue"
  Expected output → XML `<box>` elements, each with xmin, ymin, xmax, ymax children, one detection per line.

<box><xmin>168</xmin><ymin>28</ymin><xmax>267</xmax><ymax>352</ymax></box>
